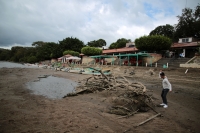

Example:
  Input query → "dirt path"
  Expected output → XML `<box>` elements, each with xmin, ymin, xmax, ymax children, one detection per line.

<box><xmin>0</xmin><ymin>67</ymin><xmax>200</xmax><ymax>133</ymax></box>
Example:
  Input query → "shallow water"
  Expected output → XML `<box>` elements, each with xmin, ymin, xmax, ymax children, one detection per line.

<box><xmin>0</xmin><ymin>61</ymin><xmax>38</xmax><ymax>68</ymax></box>
<box><xmin>27</xmin><ymin>76</ymin><xmax>77</xmax><ymax>99</ymax></box>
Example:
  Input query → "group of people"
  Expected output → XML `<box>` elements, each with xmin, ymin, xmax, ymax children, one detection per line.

<box><xmin>159</xmin><ymin>70</ymin><xmax>172</xmax><ymax>108</ymax></box>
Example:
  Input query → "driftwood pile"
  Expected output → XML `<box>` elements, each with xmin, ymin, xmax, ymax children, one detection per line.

<box><xmin>67</xmin><ymin>68</ymin><xmax>155</xmax><ymax>116</ymax></box>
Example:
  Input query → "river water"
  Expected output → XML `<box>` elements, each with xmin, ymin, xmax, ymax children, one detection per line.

<box><xmin>0</xmin><ymin>61</ymin><xmax>38</xmax><ymax>68</ymax></box>
<box><xmin>0</xmin><ymin>61</ymin><xmax>77</xmax><ymax>99</ymax></box>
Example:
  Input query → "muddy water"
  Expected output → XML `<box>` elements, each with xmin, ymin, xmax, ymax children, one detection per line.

<box><xmin>27</xmin><ymin>76</ymin><xmax>77</xmax><ymax>99</ymax></box>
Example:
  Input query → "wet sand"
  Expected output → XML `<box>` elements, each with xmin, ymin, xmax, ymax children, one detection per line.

<box><xmin>0</xmin><ymin>67</ymin><xmax>200</xmax><ymax>133</ymax></box>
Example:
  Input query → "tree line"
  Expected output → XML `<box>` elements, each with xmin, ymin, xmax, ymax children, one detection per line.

<box><xmin>0</xmin><ymin>4</ymin><xmax>199</xmax><ymax>63</ymax></box>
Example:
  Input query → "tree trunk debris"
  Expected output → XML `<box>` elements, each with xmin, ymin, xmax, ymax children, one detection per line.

<box><xmin>65</xmin><ymin>67</ymin><xmax>156</xmax><ymax>117</ymax></box>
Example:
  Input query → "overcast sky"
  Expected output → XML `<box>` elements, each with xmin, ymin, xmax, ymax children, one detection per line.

<box><xmin>0</xmin><ymin>0</ymin><xmax>199</xmax><ymax>49</ymax></box>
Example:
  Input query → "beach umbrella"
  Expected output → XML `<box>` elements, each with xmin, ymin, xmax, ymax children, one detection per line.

<box><xmin>64</xmin><ymin>54</ymin><xmax>72</xmax><ymax>57</ymax></box>
<box><xmin>66</xmin><ymin>56</ymin><xmax>81</xmax><ymax>60</ymax></box>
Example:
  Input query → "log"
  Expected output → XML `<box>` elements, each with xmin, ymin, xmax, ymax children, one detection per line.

<box><xmin>117</xmin><ymin>109</ymin><xmax>139</xmax><ymax>119</ymax></box>
<box><xmin>121</xmin><ymin>76</ymin><xmax>131</xmax><ymax>84</ymax></box>
<box><xmin>136</xmin><ymin>113</ymin><xmax>161</xmax><ymax>127</ymax></box>
<box><xmin>144</xmin><ymin>102</ymin><xmax>158</xmax><ymax>114</ymax></box>
<box><xmin>138</xmin><ymin>82</ymin><xmax>146</xmax><ymax>92</ymax></box>
<box><xmin>112</xmin><ymin>106</ymin><xmax>132</xmax><ymax>112</ymax></box>
<box><xmin>85</xmin><ymin>76</ymin><xmax>93</xmax><ymax>84</ymax></box>
<box><xmin>89</xmin><ymin>67</ymin><xmax>109</xmax><ymax>81</ymax></box>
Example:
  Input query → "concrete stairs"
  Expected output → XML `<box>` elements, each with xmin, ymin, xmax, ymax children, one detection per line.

<box><xmin>153</xmin><ymin>58</ymin><xmax>191</xmax><ymax>68</ymax></box>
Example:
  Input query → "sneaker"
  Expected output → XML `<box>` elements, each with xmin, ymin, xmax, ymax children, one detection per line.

<box><xmin>163</xmin><ymin>105</ymin><xmax>168</xmax><ymax>108</ymax></box>
<box><xmin>160</xmin><ymin>103</ymin><xmax>165</xmax><ymax>106</ymax></box>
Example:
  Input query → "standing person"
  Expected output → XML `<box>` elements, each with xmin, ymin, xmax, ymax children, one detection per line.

<box><xmin>160</xmin><ymin>72</ymin><xmax>172</xmax><ymax>108</ymax></box>
<box><xmin>159</xmin><ymin>70</ymin><xmax>162</xmax><ymax>78</ymax></box>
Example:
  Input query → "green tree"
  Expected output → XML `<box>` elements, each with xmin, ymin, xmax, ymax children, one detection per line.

<box><xmin>34</xmin><ymin>42</ymin><xmax>60</xmax><ymax>61</ymax></box>
<box><xmin>27</xmin><ymin>56</ymin><xmax>37</xmax><ymax>63</ymax></box>
<box><xmin>10</xmin><ymin>46</ymin><xmax>25</xmax><ymax>62</ymax></box>
<box><xmin>0</xmin><ymin>49</ymin><xmax>11</xmax><ymax>60</ymax></box>
<box><xmin>135</xmin><ymin>35</ymin><xmax>172</xmax><ymax>52</ymax></box>
<box><xmin>87</xmin><ymin>39</ymin><xmax>106</xmax><ymax>47</ymax></box>
<box><xmin>109</xmin><ymin>42</ymin><xmax>117</xmax><ymax>49</ymax></box>
<box><xmin>81</xmin><ymin>47</ymin><xmax>102</xmax><ymax>56</ymax></box>
<box><xmin>32</xmin><ymin>41</ymin><xmax>46</xmax><ymax>47</ymax></box>
<box><xmin>109</xmin><ymin>38</ymin><xmax>131</xmax><ymax>49</ymax></box>
<box><xmin>174</xmin><ymin>4</ymin><xmax>200</xmax><ymax>39</ymax></box>
<box><xmin>63</xmin><ymin>50</ymin><xmax>80</xmax><ymax>56</ymax></box>
<box><xmin>59</xmin><ymin>37</ymin><xmax>85</xmax><ymax>53</ymax></box>
<box><xmin>149</xmin><ymin>24</ymin><xmax>175</xmax><ymax>41</ymax></box>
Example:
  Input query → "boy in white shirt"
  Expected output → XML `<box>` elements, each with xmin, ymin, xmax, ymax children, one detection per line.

<box><xmin>160</xmin><ymin>72</ymin><xmax>172</xmax><ymax>108</ymax></box>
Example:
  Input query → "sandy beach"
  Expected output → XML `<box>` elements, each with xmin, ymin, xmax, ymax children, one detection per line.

<box><xmin>0</xmin><ymin>66</ymin><xmax>200</xmax><ymax>133</ymax></box>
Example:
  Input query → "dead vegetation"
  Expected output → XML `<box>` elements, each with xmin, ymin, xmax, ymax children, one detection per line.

<box><xmin>66</xmin><ymin>68</ymin><xmax>156</xmax><ymax>117</ymax></box>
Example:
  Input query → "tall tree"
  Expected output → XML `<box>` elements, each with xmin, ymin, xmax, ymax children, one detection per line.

<box><xmin>35</xmin><ymin>42</ymin><xmax>60</xmax><ymax>60</ymax></box>
<box><xmin>109</xmin><ymin>42</ymin><xmax>117</xmax><ymax>49</ymax></box>
<box><xmin>10</xmin><ymin>46</ymin><xmax>25</xmax><ymax>62</ymax></box>
<box><xmin>109</xmin><ymin>38</ymin><xmax>131</xmax><ymax>49</ymax></box>
<box><xmin>87</xmin><ymin>39</ymin><xmax>106</xmax><ymax>47</ymax></box>
<box><xmin>149</xmin><ymin>24</ymin><xmax>175</xmax><ymax>41</ymax></box>
<box><xmin>59</xmin><ymin>37</ymin><xmax>85</xmax><ymax>53</ymax></box>
<box><xmin>0</xmin><ymin>49</ymin><xmax>11</xmax><ymax>61</ymax></box>
<box><xmin>32</xmin><ymin>41</ymin><xmax>46</xmax><ymax>47</ymax></box>
<box><xmin>174</xmin><ymin>4</ymin><xmax>200</xmax><ymax>39</ymax></box>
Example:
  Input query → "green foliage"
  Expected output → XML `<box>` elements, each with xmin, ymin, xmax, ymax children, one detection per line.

<box><xmin>32</xmin><ymin>41</ymin><xmax>46</xmax><ymax>47</ymax></box>
<box><xmin>109</xmin><ymin>38</ymin><xmax>131</xmax><ymax>49</ymax></box>
<box><xmin>63</xmin><ymin>50</ymin><xmax>80</xmax><ymax>56</ymax></box>
<box><xmin>27</xmin><ymin>56</ymin><xmax>37</xmax><ymax>63</ymax></box>
<box><xmin>35</xmin><ymin>42</ymin><xmax>60</xmax><ymax>60</ymax></box>
<box><xmin>87</xmin><ymin>39</ymin><xmax>106</xmax><ymax>47</ymax></box>
<box><xmin>135</xmin><ymin>35</ymin><xmax>172</xmax><ymax>52</ymax></box>
<box><xmin>0</xmin><ymin>49</ymin><xmax>11</xmax><ymax>60</ymax></box>
<box><xmin>149</xmin><ymin>24</ymin><xmax>175</xmax><ymax>41</ymax></box>
<box><xmin>59</xmin><ymin>37</ymin><xmax>85</xmax><ymax>53</ymax></box>
<box><xmin>10</xmin><ymin>46</ymin><xmax>25</xmax><ymax>62</ymax></box>
<box><xmin>81</xmin><ymin>46</ymin><xmax>102</xmax><ymax>56</ymax></box>
<box><xmin>109</xmin><ymin>42</ymin><xmax>117</xmax><ymax>49</ymax></box>
<box><xmin>174</xmin><ymin>4</ymin><xmax>200</xmax><ymax>39</ymax></box>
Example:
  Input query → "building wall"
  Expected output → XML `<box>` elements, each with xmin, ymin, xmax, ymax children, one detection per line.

<box><xmin>82</xmin><ymin>56</ymin><xmax>95</xmax><ymax>64</ymax></box>
<box><xmin>51</xmin><ymin>59</ymin><xmax>57</xmax><ymax>63</ymax></box>
<box><xmin>180</xmin><ymin>63</ymin><xmax>200</xmax><ymax>68</ymax></box>
<box><xmin>143</xmin><ymin>53</ymin><xmax>162</xmax><ymax>65</ymax></box>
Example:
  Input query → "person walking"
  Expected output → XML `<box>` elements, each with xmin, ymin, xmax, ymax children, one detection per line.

<box><xmin>160</xmin><ymin>72</ymin><xmax>172</xmax><ymax>108</ymax></box>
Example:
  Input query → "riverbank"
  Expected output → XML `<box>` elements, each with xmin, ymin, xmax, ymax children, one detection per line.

<box><xmin>0</xmin><ymin>67</ymin><xmax>200</xmax><ymax>133</ymax></box>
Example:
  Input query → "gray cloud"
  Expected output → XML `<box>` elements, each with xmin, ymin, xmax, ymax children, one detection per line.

<box><xmin>0</xmin><ymin>0</ymin><xmax>199</xmax><ymax>49</ymax></box>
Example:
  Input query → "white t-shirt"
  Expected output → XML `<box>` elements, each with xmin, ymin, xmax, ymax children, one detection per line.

<box><xmin>162</xmin><ymin>77</ymin><xmax>172</xmax><ymax>91</ymax></box>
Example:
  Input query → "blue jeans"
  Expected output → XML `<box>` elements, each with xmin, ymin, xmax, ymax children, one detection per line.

<box><xmin>161</xmin><ymin>89</ymin><xmax>169</xmax><ymax>105</ymax></box>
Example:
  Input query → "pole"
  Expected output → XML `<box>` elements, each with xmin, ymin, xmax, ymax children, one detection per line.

<box><xmin>128</xmin><ymin>55</ymin><xmax>130</xmax><ymax>66</ymax></box>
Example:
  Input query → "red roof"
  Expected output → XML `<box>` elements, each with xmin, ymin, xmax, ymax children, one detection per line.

<box><xmin>171</xmin><ymin>42</ymin><xmax>200</xmax><ymax>48</ymax></box>
<box><xmin>103</xmin><ymin>47</ymin><xmax>138</xmax><ymax>54</ymax></box>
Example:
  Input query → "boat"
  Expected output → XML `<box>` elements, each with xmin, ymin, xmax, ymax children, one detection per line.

<box><xmin>61</xmin><ymin>68</ymin><xmax>70</xmax><ymax>72</ymax></box>
<box><xmin>81</xmin><ymin>69</ymin><xmax>111</xmax><ymax>75</ymax></box>
<box><xmin>68</xmin><ymin>68</ymin><xmax>82</xmax><ymax>73</ymax></box>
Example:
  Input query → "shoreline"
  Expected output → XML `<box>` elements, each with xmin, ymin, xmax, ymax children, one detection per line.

<box><xmin>0</xmin><ymin>67</ymin><xmax>200</xmax><ymax>133</ymax></box>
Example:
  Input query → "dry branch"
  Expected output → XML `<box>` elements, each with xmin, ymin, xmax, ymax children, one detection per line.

<box><xmin>136</xmin><ymin>113</ymin><xmax>161</xmax><ymax>127</ymax></box>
